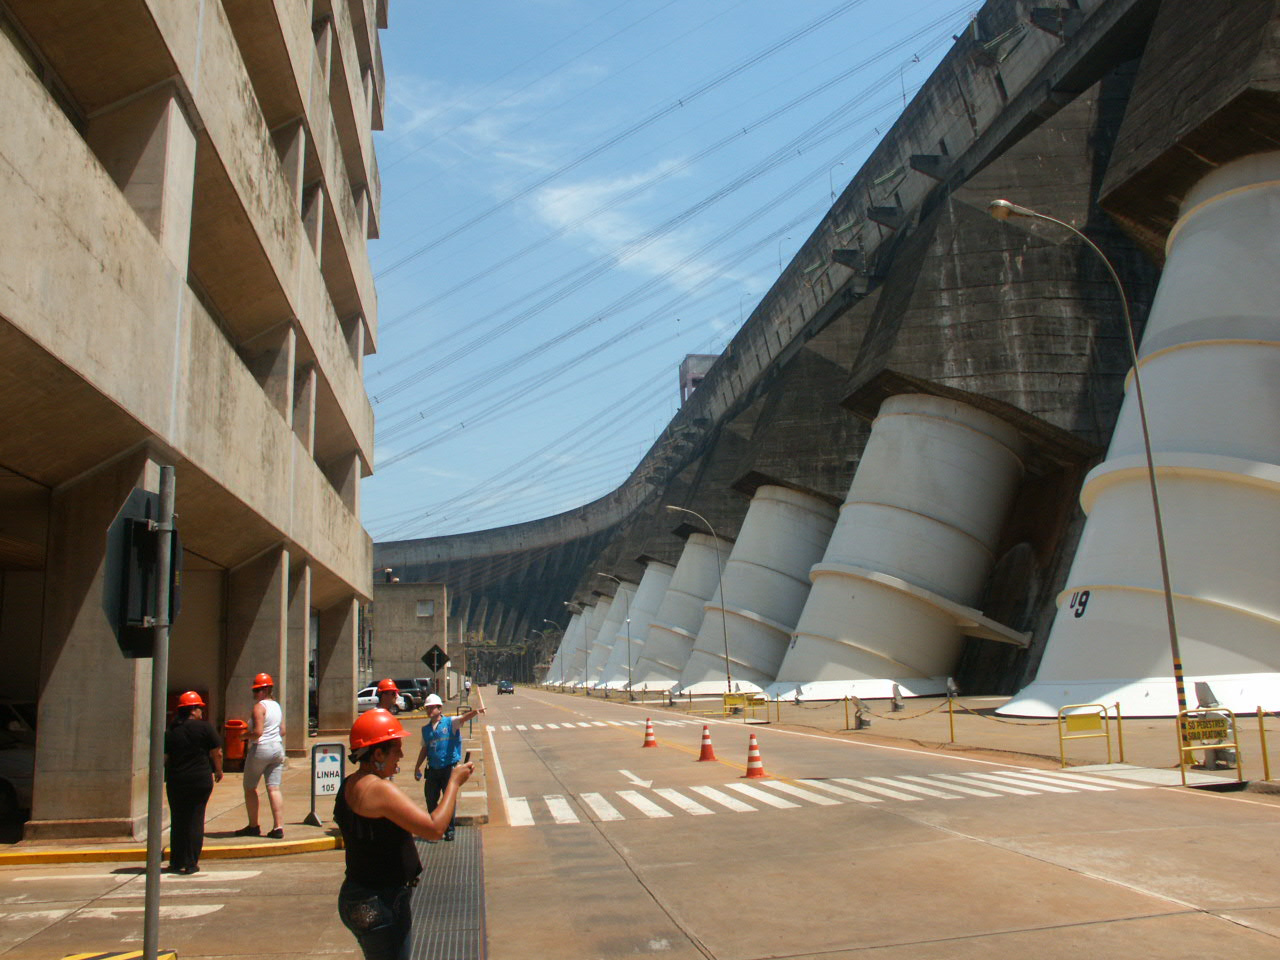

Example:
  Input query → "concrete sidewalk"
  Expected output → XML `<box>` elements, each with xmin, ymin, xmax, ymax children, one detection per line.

<box><xmin>0</xmin><ymin>709</ymin><xmax>490</xmax><ymax>866</ymax></box>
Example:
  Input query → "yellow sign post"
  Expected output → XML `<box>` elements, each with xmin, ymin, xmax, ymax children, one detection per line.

<box><xmin>1177</xmin><ymin>708</ymin><xmax>1243</xmax><ymax>785</ymax></box>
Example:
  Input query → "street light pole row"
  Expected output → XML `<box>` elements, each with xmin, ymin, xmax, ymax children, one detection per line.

<box><xmin>665</xmin><ymin>505</ymin><xmax>733</xmax><ymax>693</ymax></box>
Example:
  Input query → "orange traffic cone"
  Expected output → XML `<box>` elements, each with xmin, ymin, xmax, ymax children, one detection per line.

<box><xmin>642</xmin><ymin>717</ymin><xmax>657</xmax><ymax>748</ymax></box>
<box><xmin>742</xmin><ymin>732</ymin><xmax>767</xmax><ymax>778</ymax></box>
<box><xmin>697</xmin><ymin>724</ymin><xmax>717</xmax><ymax>762</ymax></box>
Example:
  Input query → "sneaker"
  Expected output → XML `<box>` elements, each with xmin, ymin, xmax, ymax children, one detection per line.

<box><xmin>233</xmin><ymin>824</ymin><xmax>261</xmax><ymax>837</ymax></box>
<box><xmin>443</xmin><ymin>829</ymin><xmax>455</xmax><ymax>842</ymax></box>
<box><xmin>266</xmin><ymin>828</ymin><xmax>284</xmax><ymax>839</ymax></box>
<box><xmin>180</xmin><ymin>865</ymin><xmax>199</xmax><ymax>875</ymax></box>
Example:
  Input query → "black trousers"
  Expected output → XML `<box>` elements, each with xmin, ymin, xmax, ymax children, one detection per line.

<box><xmin>166</xmin><ymin>777</ymin><xmax>213</xmax><ymax>870</ymax></box>
<box><xmin>423</xmin><ymin>765</ymin><xmax>454</xmax><ymax>828</ymax></box>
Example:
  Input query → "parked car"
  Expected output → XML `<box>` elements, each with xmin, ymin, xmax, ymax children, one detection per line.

<box><xmin>356</xmin><ymin>686</ymin><xmax>409</xmax><ymax>714</ymax></box>
<box><xmin>0</xmin><ymin>701</ymin><xmax>36</xmax><ymax>823</ymax></box>
<box><xmin>393</xmin><ymin>678</ymin><xmax>428</xmax><ymax>710</ymax></box>
<box><xmin>496</xmin><ymin>680</ymin><xmax>515</xmax><ymax>695</ymax></box>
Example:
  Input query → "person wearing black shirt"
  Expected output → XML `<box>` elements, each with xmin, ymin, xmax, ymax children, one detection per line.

<box><xmin>335</xmin><ymin>708</ymin><xmax>473</xmax><ymax>960</ymax></box>
<box><xmin>163</xmin><ymin>691</ymin><xmax>223</xmax><ymax>875</ymax></box>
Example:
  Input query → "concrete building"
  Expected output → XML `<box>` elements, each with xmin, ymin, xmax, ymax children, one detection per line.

<box><xmin>368</xmin><ymin>581</ymin><xmax>449</xmax><ymax>685</ymax></box>
<box><xmin>0</xmin><ymin>0</ymin><xmax>387</xmax><ymax>838</ymax></box>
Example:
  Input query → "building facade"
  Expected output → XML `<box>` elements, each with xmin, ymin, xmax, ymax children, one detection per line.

<box><xmin>0</xmin><ymin>0</ymin><xmax>387</xmax><ymax>838</ymax></box>
<box><xmin>368</xmin><ymin>581</ymin><xmax>449</xmax><ymax>686</ymax></box>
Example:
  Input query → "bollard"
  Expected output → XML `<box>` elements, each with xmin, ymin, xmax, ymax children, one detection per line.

<box><xmin>1114</xmin><ymin>702</ymin><xmax>1126</xmax><ymax>764</ymax></box>
<box><xmin>1260</xmin><ymin>707</ymin><xmax>1272</xmax><ymax>782</ymax></box>
<box><xmin>947</xmin><ymin>694</ymin><xmax>955</xmax><ymax>744</ymax></box>
<box><xmin>843</xmin><ymin>696</ymin><xmax>849</xmax><ymax>730</ymax></box>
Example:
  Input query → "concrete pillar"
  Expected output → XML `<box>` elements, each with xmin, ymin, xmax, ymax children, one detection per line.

<box><xmin>302</xmin><ymin>183</ymin><xmax>326</xmax><ymax>260</ymax></box>
<box><xmin>575</xmin><ymin>600</ymin><xmax>611</xmax><ymax>688</ymax></box>
<box><xmin>224</xmin><ymin>547</ymin><xmax>289</xmax><ymax>730</ymax></box>
<box><xmin>27</xmin><ymin>451</ymin><xmax>159</xmax><ymax>840</ymax></box>
<box><xmin>599</xmin><ymin>561</ymin><xmax>675</xmax><ymax>690</ymax></box>
<box><xmin>773</xmin><ymin>394</ymin><xmax>1028</xmax><ymax>701</ymax></box>
<box><xmin>316</xmin><ymin>597</ymin><xmax>358</xmax><ymax>735</ymax></box>
<box><xmin>1005</xmin><ymin>152</ymin><xmax>1280</xmax><ymax>717</ymax></box>
<box><xmin>342</xmin><ymin>314</ymin><xmax>366</xmax><ymax>375</ymax></box>
<box><xmin>678</xmin><ymin>486</ymin><xmax>837</xmax><ymax>695</ymax></box>
<box><xmin>562</xmin><ymin>604</ymin><xmax>594</xmax><ymax>686</ymax></box>
<box><xmin>586</xmin><ymin>589</ymin><xmax>632</xmax><ymax>688</ymax></box>
<box><xmin>84</xmin><ymin>84</ymin><xmax>197</xmax><ymax>275</ymax></box>
<box><xmin>313</xmin><ymin>16</ymin><xmax>334</xmax><ymax>86</ymax></box>
<box><xmin>633</xmin><ymin>533</ymin><xmax>730</xmax><ymax>692</ymax></box>
<box><xmin>285</xmin><ymin>561</ymin><xmax>311</xmax><ymax>756</ymax></box>
<box><xmin>271</xmin><ymin>119</ymin><xmax>307</xmax><ymax>206</ymax></box>
<box><xmin>324</xmin><ymin>451</ymin><xmax>361</xmax><ymax>513</ymax></box>
<box><xmin>293</xmin><ymin>363</ymin><xmax>317</xmax><ymax>454</ymax></box>
<box><xmin>241</xmin><ymin>323</ymin><xmax>296</xmax><ymax>420</ymax></box>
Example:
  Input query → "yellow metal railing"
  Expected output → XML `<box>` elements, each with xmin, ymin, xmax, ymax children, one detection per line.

<box><xmin>1177</xmin><ymin>708</ymin><xmax>1243</xmax><ymax>785</ymax></box>
<box><xmin>1056</xmin><ymin>702</ymin><xmax>1121</xmax><ymax>768</ymax></box>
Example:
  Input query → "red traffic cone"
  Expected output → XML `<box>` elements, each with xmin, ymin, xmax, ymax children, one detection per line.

<box><xmin>742</xmin><ymin>732</ymin><xmax>767</xmax><ymax>778</ymax></box>
<box><xmin>642</xmin><ymin>717</ymin><xmax>657</xmax><ymax>748</ymax></box>
<box><xmin>697</xmin><ymin>724</ymin><xmax>717</xmax><ymax>762</ymax></box>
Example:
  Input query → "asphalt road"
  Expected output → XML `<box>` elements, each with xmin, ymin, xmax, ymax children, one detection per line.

<box><xmin>3</xmin><ymin>686</ymin><xmax>1279</xmax><ymax>959</ymax></box>
<box><xmin>482</xmin><ymin>687</ymin><xmax>1280</xmax><ymax>960</ymax></box>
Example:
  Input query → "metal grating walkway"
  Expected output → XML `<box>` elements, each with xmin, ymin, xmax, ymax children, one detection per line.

<box><xmin>409</xmin><ymin>826</ymin><xmax>486</xmax><ymax>960</ymax></box>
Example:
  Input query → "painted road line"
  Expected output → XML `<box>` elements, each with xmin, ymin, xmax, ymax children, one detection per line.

<box><xmin>580</xmin><ymin>793</ymin><xmax>625</xmax><ymax>822</ymax></box>
<box><xmin>499</xmin><ymin>725</ymin><xmax>511</xmax><ymax>731</ymax></box>
<box><xmin>688</xmin><ymin>785</ymin><xmax>757</xmax><ymax>812</ymax></box>
<box><xmin>798</xmin><ymin>779</ymin><xmax>884</xmax><ymax>803</ymax></box>
<box><xmin>756</xmin><ymin>780</ymin><xmax>841</xmax><ymax>806</ymax></box>
<box><xmin>834</xmin><ymin>778</ymin><xmax>921</xmax><ymax>801</ymax></box>
<box><xmin>591</xmin><ymin>722</ymin><xmax>609</xmax><ymax>726</ymax></box>
<box><xmin>73</xmin><ymin>904</ymin><xmax>225</xmax><ymax>921</ymax></box>
<box><xmin>544</xmin><ymin>796</ymin><xmax>580</xmax><ymax>824</ymax></box>
<box><xmin>617</xmin><ymin>791</ymin><xmax>673</xmax><ymax>818</ymax></box>
<box><xmin>506</xmin><ymin>798</ymin><xmax>535</xmax><ymax>826</ymax></box>
<box><xmin>724</xmin><ymin>783</ymin><xmax>799</xmax><ymax>809</ymax></box>
<box><xmin>531</xmin><ymin>724</ymin><xmax>544</xmax><ymax>730</ymax></box>
<box><xmin>1035</xmin><ymin>769</ymin><xmax>1151</xmax><ymax>790</ymax></box>
<box><xmin>1004</xmin><ymin>770</ymin><xmax>1112</xmax><ymax>792</ymax></box>
<box><xmin>866</xmin><ymin>776</ymin><xmax>962</xmax><ymax>800</ymax></box>
<box><xmin>652</xmin><ymin>788</ymin><xmax>714</xmax><ymax>815</ymax></box>
<box><xmin>910</xmin><ymin>775</ymin><xmax>1001</xmax><ymax>798</ymax></box>
<box><xmin>577</xmin><ymin>722</ymin><xmax>594</xmax><ymax>727</ymax></box>
<box><xmin>515</xmin><ymin>725</ymin><xmax>527</xmax><ymax>731</ymax></box>
<box><xmin>544</xmin><ymin>723</ymin><xmax>560</xmax><ymax>729</ymax></box>
<box><xmin>960</xmin><ymin>773</ymin><xmax>1044</xmax><ymax>795</ymax></box>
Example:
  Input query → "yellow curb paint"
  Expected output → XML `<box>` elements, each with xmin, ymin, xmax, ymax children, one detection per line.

<box><xmin>0</xmin><ymin>836</ymin><xmax>340</xmax><ymax>867</ymax></box>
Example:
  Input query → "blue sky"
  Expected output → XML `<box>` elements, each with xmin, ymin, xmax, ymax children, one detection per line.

<box><xmin>362</xmin><ymin>0</ymin><xmax>980</xmax><ymax>542</ymax></box>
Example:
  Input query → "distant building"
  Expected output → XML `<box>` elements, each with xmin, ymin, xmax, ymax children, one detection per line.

<box><xmin>0</xmin><ymin>2</ymin><xmax>387</xmax><ymax>839</ymax></box>
<box><xmin>368</xmin><ymin>581</ymin><xmax>450</xmax><ymax>684</ymax></box>
<box><xmin>679</xmin><ymin>354</ymin><xmax>719</xmax><ymax>404</ymax></box>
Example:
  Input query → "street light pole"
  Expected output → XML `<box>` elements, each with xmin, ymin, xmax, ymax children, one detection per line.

<box><xmin>987</xmin><ymin>198</ymin><xmax>1187</xmax><ymax>715</ymax></box>
<box><xmin>596</xmin><ymin>572</ymin><xmax>633</xmax><ymax>699</ymax></box>
<box><xmin>665</xmin><ymin>505</ymin><xmax>732</xmax><ymax>693</ymax></box>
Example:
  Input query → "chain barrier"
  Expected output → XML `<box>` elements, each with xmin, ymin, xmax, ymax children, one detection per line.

<box><xmin>952</xmin><ymin>700</ymin><xmax>1056</xmax><ymax>726</ymax></box>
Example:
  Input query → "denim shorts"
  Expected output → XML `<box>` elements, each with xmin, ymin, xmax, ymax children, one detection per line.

<box><xmin>338</xmin><ymin>879</ymin><xmax>413</xmax><ymax>960</ymax></box>
<box><xmin>243</xmin><ymin>741</ymin><xmax>285</xmax><ymax>789</ymax></box>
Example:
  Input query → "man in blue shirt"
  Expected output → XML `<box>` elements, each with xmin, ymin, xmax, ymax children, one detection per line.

<box><xmin>413</xmin><ymin>693</ymin><xmax>483</xmax><ymax>840</ymax></box>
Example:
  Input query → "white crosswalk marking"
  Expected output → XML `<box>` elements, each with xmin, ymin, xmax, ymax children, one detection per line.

<box><xmin>909</xmin><ymin>775</ymin><xmax>1001</xmax><ymax>797</ymax></box>
<box><xmin>689</xmin><ymin>784</ymin><xmax>757</xmax><ymax>812</ymax></box>
<box><xmin>577</xmin><ymin>722</ymin><xmax>594</xmax><ymax>727</ymax></box>
<box><xmin>545</xmin><ymin>795</ymin><xmax>579</xmax><ymax>823</ymax></box>
<box><xmin>798</xmin><ymin>779</ymin><xmax>883</xmax><ymax>803</ymax></box>
<box><xmin>591</xmin><ymin>721</ymin><xmax>609</xmax><ymax>726</ymax></box>
<box><xmin>506</xmin><ymin>797</ymin><xmax>535</xmax><ymax>826</ymax></box>
<box><xmin>757</xmin><ymin>780</ymin><xmax>841</xmax><ymax>805</ymax></box>
<box><xmin>653</xmin><ymin>788</ymin><xmax>714</xmax><ymax>815</ymax></box>
<box><xmin>1041</xmin><ymin>770</ymin><xmax>1151</xmax><ymax>790</ymax></box>
<box><xmin>544</xmin><ymin>723</ymin><xmax>560</xmax><ymax>729</ymax></box>
<box><xmin>978</xmin><ymin>772</ymin><xmax>1075</xmax><ymax>794</ymax></box>
<box><xmin>1004</xmin><ymin>770</ymin><xmax>1113</xmax><ymax>792</ymax></box>
<box><xmin>500</xmin><ymin>725</ymin><xmax>511</xmax><ymax>731</ymax></box>
<box><xmin>960</xmin><ymin>773</ymin><xmax>1046</xmax><ymax>795</ymax></box>
<box><xmin>618</xmin><ymin>790</ymin><xmax>673</xmax><ymax>818</ymax></box>
<box><xmin>867</xmin><ymin>776</ymin><xmax>962</xmax><ymax>800</ymax></box>
<box><xmin>515</xmin><ymin>725</ymin><xmax>527</xmax><ymax>731</ymax></box>
<box><xmin>580</xmin><ymin>792</ymin><xmax>625</xmax><ymax>821</ymax></box>
<box><xmin>725</xmin><ymin>782</ymin><xmax>799</xmax><ymax>808</ymax></box>
<box><xmin>834</xmin><ymin>778</ymin><xmax>921</xmax><ymax>801</ymax></box>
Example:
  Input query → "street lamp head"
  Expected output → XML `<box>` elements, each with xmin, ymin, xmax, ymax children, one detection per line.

<box><xmin>987</xmin><ymin>198</ymin><xmax>1038</xmax><ymax>221</ymax></box>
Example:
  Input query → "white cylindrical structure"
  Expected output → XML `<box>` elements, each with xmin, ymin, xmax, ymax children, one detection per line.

<box><xmin>677</xmin><ymin>486</ymin><xmax>837</xmax><ymax>695</ymax></box>
<box><xmin>586</xmin><ymin>586</ymin><xmax>634</xmax><ymax>687</ymax></box>
<box><xmin>771</xmin><ymin>394</ymin><xmax>1028</xmax><ymax>701</ymax></box>
<box><xmin>598</xmin><ymin>561</ymin><xmax>676</xmax><ymax>690</ymax></box>
<box><xmin>567</xmin><ymin>601</ymin><xmax>604</xmax><ymax>688</ymax></box>
<box><xmin>548</xmin><ymin>612</ymin><xmax>583</xmax><ymax>686</ymax></box>
<box><xmin>632</xmin><ymin>534</ymin><xmax>732</xmax><ymax>692</ymax></box>
<box><xmin>1005</xmin><ymin>153</ymin><xmax>1280</xmax><ymax>717</ymax></box>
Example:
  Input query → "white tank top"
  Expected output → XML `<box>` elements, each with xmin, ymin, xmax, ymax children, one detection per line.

<box><xmin>257</xmin><ymin>699</ymin><xmax>283</xmax><ymax>747</ymax></box>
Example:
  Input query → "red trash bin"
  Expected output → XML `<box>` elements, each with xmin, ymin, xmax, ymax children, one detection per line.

<box><xmin>223</xmin><ymin>719</ymin><xmax>248</xmax><ymax>770</ymax></box>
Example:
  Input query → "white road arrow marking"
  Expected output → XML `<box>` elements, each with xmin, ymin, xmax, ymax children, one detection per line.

<box><xmin>619</xmin><ymin>769</ymin><xmax>652</xmax><ymax>788</ymax></box>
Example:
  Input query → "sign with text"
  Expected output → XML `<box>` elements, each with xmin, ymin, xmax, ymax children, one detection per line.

<box><xmin>312</xmin><ymin>743</ymin><xmax>346</xmax><ymax>797</ymax></box>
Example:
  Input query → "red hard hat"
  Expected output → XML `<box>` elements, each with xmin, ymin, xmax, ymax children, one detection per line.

<box><xmin>376</xmin><ymin>678</ymin><xmax>399</xmax><ymax>694</ymax></box>
<box><xmin>350</xmin><ymin>709</ymin><xmax>409</xmax><ymax>750</ymax></box>
<box><xmin>252</xmin><ymin>672</ymin><xmax>274</xmax><ymax>689</ymax></box>
<box><xmin>177</xmin><ymin>691</ymin><xmax>205</xmax><ymax>708</ymax></box>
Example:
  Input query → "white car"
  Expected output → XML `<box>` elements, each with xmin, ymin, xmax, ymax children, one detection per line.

<box><xmin>356</xmin><ymin>687</ymin><xmax>409</xmax><ymax>714</ymax></box>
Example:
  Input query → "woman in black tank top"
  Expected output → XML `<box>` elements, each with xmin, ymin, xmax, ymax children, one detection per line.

<box><xmin>336</xmin><ymin>709</ymin><xmax>474</xmax><ymax>960</ymax></box>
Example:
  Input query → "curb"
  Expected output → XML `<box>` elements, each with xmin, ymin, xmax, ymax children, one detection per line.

<box><xmin>0</xmin><ymin>836</ymin><xmax>342</xmax><ymax>866</ymax></box>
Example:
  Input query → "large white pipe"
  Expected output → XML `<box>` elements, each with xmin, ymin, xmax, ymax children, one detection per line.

<box><xmin>567</xmin><ymin>601</ymin><xmax>604</xmax><ymax>688</ymax></box>
<box><xmin>598</xmin><ymin>561</ymin><xmax>675</xmax><ymax>690</ymax></box>
<box><xmin>771</xmin><ymin>394</ymin><xmax>1029</xmax><ymax>701</ymax></box>
<box><xmin>1005</xmin><ymin>152</ymin><xmax>1280</xmax><ymax>717</ymax></box>
<box><xmin>586</xmin><ymin>586</ymin><xmax>634</xmax><ymax>687</ymax></box>
<box><xmin>632</xmin><ymin>533</ymin><xmax>731</xmax><ymax>692</ymax></box>
<box><xmin>547</xmin><ymin>612</ymin><xmax>582</xmax><ymax>686</ymax></box>
<box><xmin>677</xmin><ymin>486</ymin><xmax>837</xmax><ymax>695</ymax></box>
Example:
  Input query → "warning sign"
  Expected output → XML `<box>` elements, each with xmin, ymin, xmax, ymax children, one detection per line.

<box><xmin>1181</xmin><ymin>717</ymin><xmax>1230</xmax><ymax>743</ymax></box>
